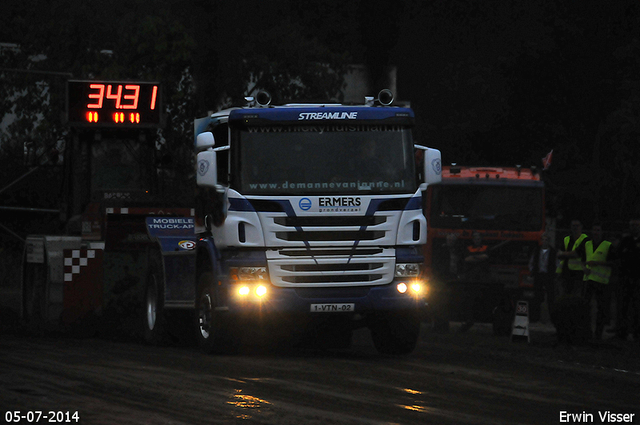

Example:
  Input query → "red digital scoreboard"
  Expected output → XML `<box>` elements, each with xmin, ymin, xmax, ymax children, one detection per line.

<box><xmin>67</xmin><ymin>80</ymin><xmax>162</xmax><ymax>128</ymax></box>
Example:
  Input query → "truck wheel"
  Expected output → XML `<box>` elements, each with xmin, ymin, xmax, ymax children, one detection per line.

<box><xmin>143</xmin><ymin>258</ymin><xmax>166</xmax><ymax>344</ymax></box>
<box><xmin>196</xmin><ymin>272</ymin><xmax>237</xmax><ymax>354</ymax></box>
<box><xmin>371</xmin><ymin>311</ymin><xmax>420</xmax><ymax>355</ymax></box>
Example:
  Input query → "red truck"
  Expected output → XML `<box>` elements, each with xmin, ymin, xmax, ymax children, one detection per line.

<box><xmin>422</xmin><ymin>165</ymin><xmax>545</xmax><ymax>333</ymax></box>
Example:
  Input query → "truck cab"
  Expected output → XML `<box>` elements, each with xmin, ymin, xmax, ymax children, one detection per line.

<box><xmin>192</xmin><ymin>91</ymin><xmax>442</xmax><ymax>354</ymax></box>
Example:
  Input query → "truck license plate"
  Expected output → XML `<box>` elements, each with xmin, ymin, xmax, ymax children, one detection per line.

<box><xmin>310</xmin><ymin>303</ymin><xmax>354</xmax><ymax>313</ymax></box>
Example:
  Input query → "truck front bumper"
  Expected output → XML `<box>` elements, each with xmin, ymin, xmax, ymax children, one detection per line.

<box><xmin>219</xmin><ymin>281</ymin><xmax>426</xmax><ymax>317</ymax></box>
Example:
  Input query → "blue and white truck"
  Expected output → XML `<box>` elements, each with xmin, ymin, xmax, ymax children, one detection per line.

<box><xmin>187</xmin><ymin>91</ymin><xmax>442</xmax><ymax>354</ymax></box>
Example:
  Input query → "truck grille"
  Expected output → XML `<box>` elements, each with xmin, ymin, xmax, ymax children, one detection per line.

<box><xmin>249</xmin><ymin>198</ymin><xmax>412</xmax><ymax>287</ymax></box>
<box><xmin>266</xmin><ymin>248</ymin><xmax>395</xmax><ymax>287</ymax></box>
<box><xmin>273</xmin><ymin>216</ymin><xmax>385</xmax><ymax>227</ymax></box>
<box><xmin>276</xmin><ymin>230</ymin><xmax>385</xmax><ymax>241</ymax></box>
<box><xmin>266</xmin><ymin>213</ymin><xmax>397</xmax><ymax>247</ymax></box>
<box><xmin>273</xmin><ymin>216</ymin><xmax>386</xmax><ymax>242</ymax></box>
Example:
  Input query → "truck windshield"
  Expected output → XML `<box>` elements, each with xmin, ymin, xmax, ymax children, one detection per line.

<box><xmin>236</xmin><ymin>125</ymin><xmax>416</xmax><ymax>195</ymax></box>
<box><xmin>430</xmin><ymin>185</ymin><xmax>543</xmax><ymax>231</ymax></box>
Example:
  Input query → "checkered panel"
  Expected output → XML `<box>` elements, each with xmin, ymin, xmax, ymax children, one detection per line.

<box><xmin>64</xmin><ymin>249</ymin><xmax>98</xmax><ymax>282</ymax></box>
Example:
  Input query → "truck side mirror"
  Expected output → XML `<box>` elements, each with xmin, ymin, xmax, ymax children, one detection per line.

<box><xmin>197</xmin><ymin>150</ymin><xmax>218</xmax><ymax>188</ymax></box>
<box><xmin>415</xmin><ymin>145</ymin><xmax>442</xmax><ymax>189</ymax></box>
<box><xmin>421</xmin><ymin>147</ymin><xmax>442</xmax><ymax>189</ymax></box>
<box><xmin>196</xmin><ymin>131</ymin><xmax>215</xmax><ymax>152</ymax></box>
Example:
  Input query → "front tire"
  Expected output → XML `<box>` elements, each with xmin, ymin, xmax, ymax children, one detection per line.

<box><xmin>143</xmin><ymin>256</ymin><xmax>166</xmax><ymax>344</ymax></box>
<box><xmin>196</xmin><ymin>271</ymin><xmax>237</xmax><ymax>354</ymax></box>
<box><xmin>371</xmin><ymin>310</ymin><xmax>420</xmax><ymax>355</ymax></box>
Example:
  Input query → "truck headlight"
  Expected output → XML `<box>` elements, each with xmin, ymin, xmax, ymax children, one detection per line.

<box><xmin>395</xmin><ymin>263</ymin><xmax>421</xmax><ymax>278</ymax></box>
<box><xmin>410</xmin><ymin>282</ymin><xmax>423</xmax><ymax>294</ymax></box>
<box><xmin>230</xmin><ymin>267</ymin><xmax>269</xmax><ymax>299</ymax></box>
<box><xmin>395</xmin><ymin>264</ymin><xmax>425</xmax><ymax>297</ymax></box>
<box><xmin>237</xmin><ymin>284</ymin><xmax>268</xmax><ymax>298</ymax></box>
<box><xmin>255</xmin><ymin>285</ymin><xmax>267</xmax><ymax>297</ymax></box>
<box><xmin>396</xmin><ymin>280</ymin><xmax>426</xmax><ymax>296</ymax></box>
<box><xmin>230</xmin><ymin>266</ymin><xmax>268</xmax><ymax>282</ymax></box>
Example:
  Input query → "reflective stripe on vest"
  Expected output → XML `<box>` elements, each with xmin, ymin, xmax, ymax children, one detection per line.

<box><xmin>556</xmin><ymin>234</ymin><xmax>588</xmax><ymax>273</ymax></box>
<box><xmin>584</xmin><ymin>240</ymin><xmax>612</xmax><ymax>284</ymax></box>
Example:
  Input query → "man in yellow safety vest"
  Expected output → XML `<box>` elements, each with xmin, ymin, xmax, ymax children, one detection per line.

<box><xmin>582</xmin><ymin>223</ymin><xmax>615</xmax><ymax>340</ymax></box>
<box><xmin>557</xmin><ymin>219</ymin><xmax>590</xmax><ymax>296</ymax></box>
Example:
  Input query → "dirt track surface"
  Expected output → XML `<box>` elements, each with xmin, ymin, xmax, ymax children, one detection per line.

<box><xmin>1</xmin><ymin>323</ymin><xmax>639</xmax><ymax>425</ymax></box>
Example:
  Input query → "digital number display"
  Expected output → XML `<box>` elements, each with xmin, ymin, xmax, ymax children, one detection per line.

<box><xmin>67</xmin><ymin>80</ymin><xmax>162</xmax><ymax>128</ymax></box>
